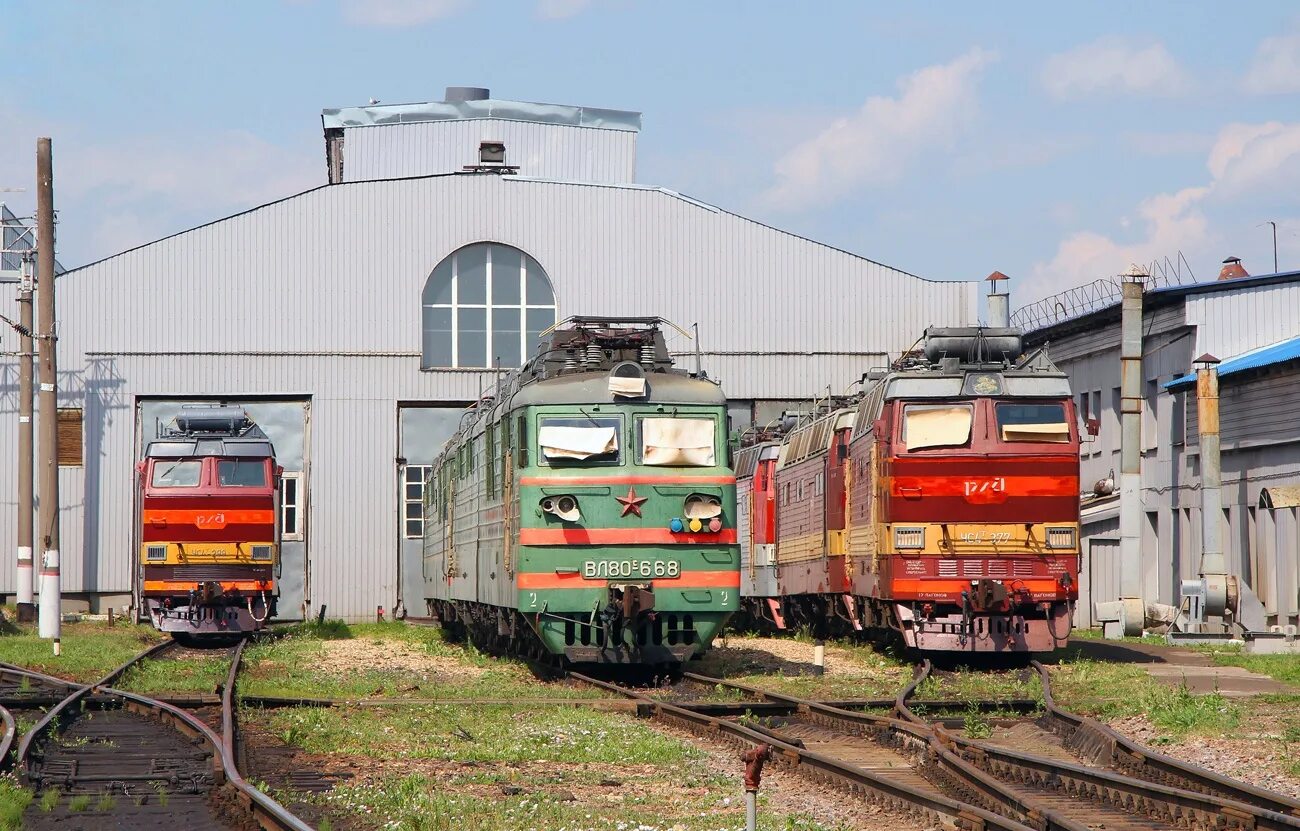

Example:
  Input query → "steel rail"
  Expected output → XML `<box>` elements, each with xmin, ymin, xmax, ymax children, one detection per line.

<box><xmin>684</xmin><ymin>670</ymin><xmax>1088</xmax><ymax>831</ymax></box>
<box><xmin>1031</xmin><ymin>659</ymin><xmax>1300</xmax><ymax>817</ymax></box>
<box><xmin>16</xmin><ymin>638</ymin><xmax>176</xmax><ymax>774</ymax></box>
<box><xmin>571</xmin><ymin>671</ymin><xmax>1039</xmax><ymax>831</ymax></box>
<box><xmin>0</xmin><ymin>704</ymin><xmax>14</xmax><ymax>767</ymax></box>
<box><xmin>106</xmin><ymin>679</ymin><xmax>315</xmax><ymax>831</ymax></box>
<box><xmin>12</xmin><ymin>638</ymin><xmax>314</xmax><ymax>831</ymax></box>
<box><xmin>904</xmin><ymin>661</ymin><xmax>1300</xmax><ymax>831</ymax></box>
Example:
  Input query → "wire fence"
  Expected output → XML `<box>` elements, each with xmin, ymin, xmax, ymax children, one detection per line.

<box><xmin>1011</xmin><ymin>252</ymin><xmax>1198</xmax><ymax>332</ymax></box>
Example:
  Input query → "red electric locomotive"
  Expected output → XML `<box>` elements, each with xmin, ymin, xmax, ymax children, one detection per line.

<box><xmin>136</xmin><ymin>407</ymin><xmax>281</xmax><ymax>638</ymax></box>
<box><xmin>738</xmin><ymin>326</ymin><xmax>1080</xmax><ymax>653</ymax></box>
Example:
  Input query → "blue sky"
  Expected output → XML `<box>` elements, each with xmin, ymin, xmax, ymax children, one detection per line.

<box><xmin>3</xmin><ymin>1</ymin><xmax>1299</xmax><ymax>306</ymax></box>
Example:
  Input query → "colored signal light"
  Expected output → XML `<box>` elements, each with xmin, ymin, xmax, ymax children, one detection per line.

<box><xmin>669</xmin><ymin>518</ymin><xmax>684</xmax><ymax>533</ymax></box>
<box><xmin>708</xmin><ymin>518</ymin><xmax>722</xmax><ymax>533</ymax></box>
<box><xmin>688</xmin><ymin>518</ymin><xmax>703</xmax><ymax>532</ymax></box>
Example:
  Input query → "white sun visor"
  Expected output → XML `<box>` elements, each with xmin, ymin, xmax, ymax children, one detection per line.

<box><xmin>642</xmin><ymin>417</ymin><xmax>715</xmax><ymax>466</ymax></box>
<box><xmin>904</xmin><ymin>406</ymin><xmax>972</xmax><ymax>451</ymax></box>
<box><xmin>539</xmin><ymin>425</ymin><xmax>618</xmax><ymax>460</ymax></box>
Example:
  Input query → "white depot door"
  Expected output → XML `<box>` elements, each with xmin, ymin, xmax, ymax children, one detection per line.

<box><xmin>397</xmin><ymin>405</ymin><xmax>465</xmax><ymax>617</ymax></box>
<box><xmin>135</xmin><ymin>398</ymin><xmax>311</xmax><ymax>620</ymax></box>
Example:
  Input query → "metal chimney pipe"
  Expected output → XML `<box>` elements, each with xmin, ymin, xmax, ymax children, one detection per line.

<box><xmin>1118</xmin><ymin>265</ymin><xmax>1147</xmax><ymax>606</ymax></box>
<box><xmin>986</xmin><ymin>271</ymin><xmax>1010</xmax><ymax>328</ymax></box>
<box><xmin>1195</xmin><ymin>354</ymin><xmax>1229</xmax><ymax>614</ymax></box>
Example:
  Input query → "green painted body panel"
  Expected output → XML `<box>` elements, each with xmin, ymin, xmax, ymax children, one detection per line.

<box><xmin>424</xmin><ymin>378</ymin><xmax>739</xmax><ymax>662</ymax></box>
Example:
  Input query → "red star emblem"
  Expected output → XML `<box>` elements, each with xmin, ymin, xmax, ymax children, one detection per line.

<box><xmin>616</xmin><ymin>485</ymin><xmax>648</xmax><ymax>517</ymax></box>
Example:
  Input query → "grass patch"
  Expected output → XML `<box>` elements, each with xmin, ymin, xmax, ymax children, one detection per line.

<box><xmin>0</xmin><ymin>778</ymin><xmax>32</xmax><ymax>830</ymax></box>
<box><xmin>1208</xmin><ymin>652</ymin><xmax>1300</xmax><ymax>686</ymax></box>
<box><xmin>313</xmin><ymin>770</ymin><xmax>852</xmax><ymax>831</ymax></box>
<box><xmin>259</xmin><ymin>703</ymin><xmax>698</xmax><ymax>764</ymax></box>
<box><xmin>118</xmin><ymin>653</ymin><xmax>229</xmax><ymax>694</ymax></box>
<box><xmin>273</xmin><ymin>618</ymin><xmax>354</xmax><ymax>641</ymax></box>
<box><xmin>67</xmin><ymin>793</ymin><xmax>90</xmax><ymax>812</ymax></box>
<box><xmin>38</xmin><ymin>788</ymin><xmax>60</xmax><ymax>813</ymax></box>
<box><xmin>0</xmin><ymin>621</ymin><xmax>165</xmax><ymax>682</ymax></box>
<box><xmin>1045</xmin><ymin>655</ymin><xmax>1239</xmax><ymax>739</ymax></box>
<box><xmin>242</xmin><ymin>622</ymin><xmax>606</xmax><ymax>701</ymax></box>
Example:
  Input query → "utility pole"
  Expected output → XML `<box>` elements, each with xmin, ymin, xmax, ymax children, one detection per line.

<box><xmin>35</xmin><ymin>138</ymin><xmax>60</xmax><ymax>648</ymax></box>
<box><xmin>17</xmin><ymin>252</ymin><xmax>35</xmax><ymax>618</ymax></box>
<box><xmin>1260</xmin><ymin>221</ymin><xmax>1278</xmax><ymax>274</ymax></box>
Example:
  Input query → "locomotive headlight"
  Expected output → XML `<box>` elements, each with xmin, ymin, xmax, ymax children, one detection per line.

<box><xmin>683</xmin><ymin>494</ymin><xmax>723</xmax><ymax>520</ymax></box>
<box><xmin>251</xmin><ymin>545</ymin><xmax>274</xmax><ymax>562</ymax></box>
<box><xmin>541</xmin><ymin>495</ymin><xmax>581</xmax><ymax>522</ymax></box>
<box><xmin>146</xmin><ymin>544</ymin><xmax>167</xmax><ymax>562</ymax></box>
<box><xmin>1046</xmin><ymin>527</ymin><xmax>1076</xmax><ymax>550</ymax></box>
<box><xmin>893</xmin><ymin>526</ymin><xmax>925</xmax><ymax>550</ymax></box>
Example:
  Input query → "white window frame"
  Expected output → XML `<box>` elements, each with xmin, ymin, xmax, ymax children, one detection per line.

<box><xmin>423</xmin><ymin>244</ymin><xmax>558</xmax><ymax>369</ymax></box>
<box><xmin>404</xmin><ymin>464</ymin><xmax>433</xmax><ymax>539</ymax></box>
<box><xmin>280</xmin><ymin>471</ymin><xmax>304</xmax><ymax>542</ymax></box>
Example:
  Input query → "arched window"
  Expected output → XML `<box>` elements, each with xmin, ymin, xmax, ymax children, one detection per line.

<box><xmin>421</xmin><ymin>243</ymin><xmax>557</xmax><ymax>369</ymax></box>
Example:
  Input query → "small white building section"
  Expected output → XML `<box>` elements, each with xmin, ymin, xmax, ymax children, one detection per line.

<box><xmin>0</xmin><ymin>88</ymin><xmax>976</xmax><ymax>621</ymax></box>
<box><xmin>1021</xmin><ymin>268</ymin><xmax>1300</xmax><ymax>630</ymax></box>
<box><xmin>323</xmin><ymin>86</ymin><xmax>639</xmax><ymax>184</ymax></box>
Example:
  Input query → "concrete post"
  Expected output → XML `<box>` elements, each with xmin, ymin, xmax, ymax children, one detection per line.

<box><xmin>35</xmin><ymin>138</ymin><xmax>60</xmax><ymax>644</ymax></box>
<box><xmin>1196</xmin><ymin>355</ymin><xmax>1229</xmax><ymax>615</ymax></box>
<box><xmin>1118</xmin><ymin>268</ymin><xmax>1146</xmax><ymax>602</ymax></box>
<box><xmin>16</xmin><ymin>254</ymin><xmax>34</xmax><ymax>613</ymax></box>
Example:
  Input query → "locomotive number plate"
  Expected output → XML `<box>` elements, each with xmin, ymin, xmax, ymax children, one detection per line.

<box><xmin>582</xmin><ymin>560</ymin><xmax>681</xmax><ymax>579</ymax></box>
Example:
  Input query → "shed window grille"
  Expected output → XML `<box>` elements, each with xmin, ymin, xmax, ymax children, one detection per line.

<box><xmin>57</xmin><ymin>408</ymin><xmax>83</xmax><ymax>467</ymax></box>
<box><xmin>421</xmin><ymin>243</ymin><xmax>557</xmax><ymax>369</ymax></box>
<box><xmin>280</xmin><ymin>472</ymin><xmax>304</xmax><ymax>541</ymax></box>
<box><xmin>405</xmin><ymin>465</ymin><xmax>432</xmax><ymax>539</ymax></box>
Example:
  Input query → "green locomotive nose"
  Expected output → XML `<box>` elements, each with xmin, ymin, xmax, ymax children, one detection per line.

<box><xmin>422</xmin><ymin>317</ymin><xmax>740</xmax><ymax>668</ymax></box>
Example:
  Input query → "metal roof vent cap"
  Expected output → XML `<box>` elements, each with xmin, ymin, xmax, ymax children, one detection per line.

<box><xmin>445</xmin><ymin>86</ymin><xmax>490</xmax><ymax>102</ymax></box>
<box><xmin>1218</xmin><ymin>256</ymin><xmax>1249</xmax><ymax>281</ymax></box>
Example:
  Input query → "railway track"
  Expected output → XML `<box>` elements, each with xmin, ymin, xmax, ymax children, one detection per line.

<box><xmin>572</xmin><ymin>670</ymin><xmax>1039</xmax><ymax>831</ymax></box>
<box><xmin>574</xmin><ymin>663</ymin><xmax>1300</xmax><ymax>831</ymax></box>
<box><xmin>896</xmin><ymin>660</ymin><xmax>1300</xmax><ymax>831</ymax></box>
<box><xmin>2</xmin><ymin>638</ymin><xmax>314</xmax><ymax>830</ymax></box>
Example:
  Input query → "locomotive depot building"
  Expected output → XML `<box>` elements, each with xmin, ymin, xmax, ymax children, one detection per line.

<box><xmin>0</xmin><ymin>87</ymin><xmax>979</xmax><ymax>622</ymax></box>
<box><xmin>1020</xmin><ymin>261</ymin><xmax>1300</xmax><ymax>631</ymax></box>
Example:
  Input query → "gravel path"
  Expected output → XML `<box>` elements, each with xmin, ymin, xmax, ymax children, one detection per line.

<box><xmin>1108</xmin><ymin>713</ymin><xmax>1300</xmax><ymax>799</ymax></box>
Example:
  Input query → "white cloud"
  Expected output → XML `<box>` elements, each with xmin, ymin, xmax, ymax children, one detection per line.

<box><xmin>0</xmin><ymin>99</ymin><xmax>320</xmax><ymax>266</ymax></box>
<box><xmin>339</xmin><ymin>0</ymin><xmax>465</xmax><ymax>26</ymax></box>
<box><xmin>536</xmin><ymin>0</ymin><xmax>592</xmax><ymax>19</ymax></box>
<box><xmin>1027</xmin><ymin>186</ymin><xmax>1212</xmax><ymax>301</ymax></box>
<box><xmin>1206</xmin><ymin>121</ymin><xmax>1300</xmax><ymax>197</ymax></box>
<box><xmin>1026</xmin><ymin>119</ymin><xmax>1300</xmax><ymax>302</ymax></box>
<box><xmin>1244</xmin><ymin>30</ymin><xmax>1300</xmax><ymax>94</ymax></box>
<box><xmin>758</xmin><ymin>48</ymin><xmax>996</xmax><ymax>211</ymax></box>
<box><xmin>1042</xmin><ymin>36</ymin><xmax>1190</xmax><ymax>100</ymax></box>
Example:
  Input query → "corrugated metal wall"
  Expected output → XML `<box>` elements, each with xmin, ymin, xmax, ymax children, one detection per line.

<box><xmin>0</xmin><ymin>174</ymin><xmax>975</xmax><ymax>618</ymax></box>
<box><xmin>1039</xmin><ymin>283</ymin><xmax>1300</xmax><ymax>626</ymax></box>
<box><xmin>1184</xmin><ymin>282</ymin><xmax>1300</xmax><ymax>361</ymax></box>
<box><xmin>342</xmin><ymin>120</ymin><xmax>637</xmax><ymax>183</ymax></box>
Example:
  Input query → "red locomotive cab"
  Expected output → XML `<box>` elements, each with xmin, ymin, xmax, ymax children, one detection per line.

<box><xmin>138</xmin><ymin>407</ymin><xmax>280</xmax><ymax>637</ymax></box>
<box><xmin>879</xmin><ymin>385</ymin><xmax>1081</xmax><ymax>651</ymax></box>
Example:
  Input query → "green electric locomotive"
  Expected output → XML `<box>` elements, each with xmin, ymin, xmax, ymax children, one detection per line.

<box><xmin>423</xmin><ymin>317</ymin><xmax>739</xmax><ymax>667</ymax></box>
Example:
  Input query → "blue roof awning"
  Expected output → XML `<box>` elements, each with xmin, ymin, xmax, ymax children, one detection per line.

<box><xmin>1165</xmin><ymin>335</ymin><xmax>1300</xmax><ymax>391</ymax></box>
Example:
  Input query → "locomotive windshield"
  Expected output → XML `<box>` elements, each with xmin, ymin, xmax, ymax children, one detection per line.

<box><xmin>218</xmin><ymin>459</ymin><xmax>268</xmax><ymax>487</ymax></box>
<box><xmin>151</xmin><ymin>460</ymin><xmax>202</xmax><ymax>488</ymax></box>
<box><xmin>538</xmin><ymin>416</ymin><xmax>621</xmax><ymax>463</ymax></box>
<box><xmin>639</xmin><ymin>416</ymin><xmax>716</xmax><ymax>466</ymax></box>
<box><xmin>901</xmin><ymin>404</ymin><xmax>972</xmax><ymax>451</ymax></box>
<box><xmin>995</xmin><ymin>403</ymin><xmax>1070</xmax><ymax>443</ymax></box>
